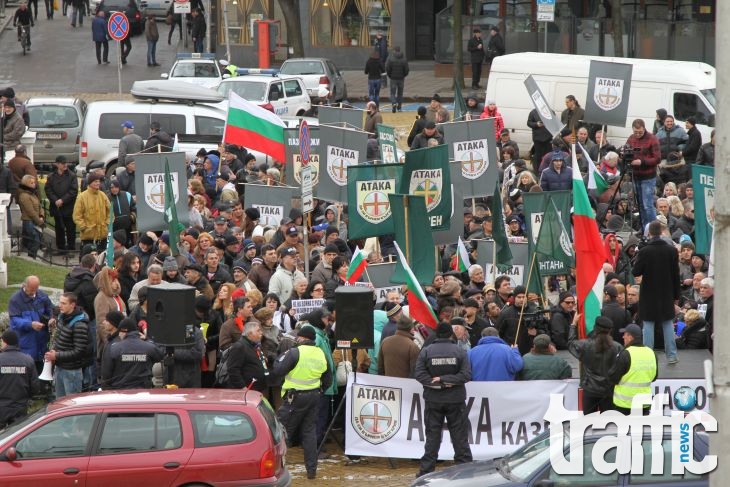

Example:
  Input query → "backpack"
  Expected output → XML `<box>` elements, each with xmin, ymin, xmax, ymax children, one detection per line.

<box><xmin>215</xmin><ymin>346</ymin><xmax>232</xmax><ymax>387</ymax></box>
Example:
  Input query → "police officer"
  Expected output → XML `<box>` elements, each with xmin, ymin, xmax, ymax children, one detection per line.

<box><xmin>220</xmin><ymin>59</ymin><xmax>239</xmax><ymax>77</ymax></box>
<box><xmin>414</xmin><ymin>322</ymin><xmax>473</xmax><ymax>478</ymax></box>
<box><xmin>609</xmin><ymin>323</ymin><xmax>658</xmax><ymax>415</ymax></box>
<box><xmin>101</xmin><ymin>318</ymin><xmax>164</xmax><ymax>389</ymax></box>
<box><xmin>273</xmin><ymin>325</ymin><xmax>331</xmax><ymax>480</ymax></box>
<box><xmin>0</xmin><ymin>330</ymin><xmax>39</xmax><ymax>428</ymax></box>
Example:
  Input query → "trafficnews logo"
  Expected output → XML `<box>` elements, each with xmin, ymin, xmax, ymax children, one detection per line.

<box><xmin>544</xmin><ymin>389</ymin><xmax>718</xmax><ymax>476</ymax></box>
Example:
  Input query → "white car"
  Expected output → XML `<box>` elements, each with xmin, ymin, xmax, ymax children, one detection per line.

<box><xmin>216</xmin><ymin>75</ymin><xmax>311</xmax><ymax>117</ymax></box>
<box><xmin>279</xmin><ymin>58</ymin><xmax>348</xmax><ymax>102</ymax></box>
<box><xmin>161</xmin><ymin>53</ymin><xmax>222</xmax><ymax>89</ymax></box>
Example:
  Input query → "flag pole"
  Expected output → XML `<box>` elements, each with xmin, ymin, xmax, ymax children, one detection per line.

<box><xmin>404</xmin><ymin>196</ymin><xmax>411</xmax><ymax>262</ymax></box>
<box><xmin>514</xmin><ymin>250</ymin><xmax>539</xmax><ymax>347</ymax></box>
<box><xmin>491</xmin><ymin>243</ymin><xmax>497</xmax><ymax>284</ymax></box>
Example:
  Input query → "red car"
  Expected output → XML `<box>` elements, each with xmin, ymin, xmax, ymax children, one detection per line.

<box><xmin>0</xmin><ymin>389</ymin><xmax>290</xmax><ymax>487</ymax></box>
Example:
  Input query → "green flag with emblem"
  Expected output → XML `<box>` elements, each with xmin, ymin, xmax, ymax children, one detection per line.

<box><xmin>347</xmin><ymin>164</ymin><xmax>403</xmax><ymax>239</ymax></box>
<box><xmin>400</xmin><ymin>144</ymin><xmax>452</xmax><ymax>232</ymax></box>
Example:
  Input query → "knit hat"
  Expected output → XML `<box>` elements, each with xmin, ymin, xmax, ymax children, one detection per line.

<box><xmin>558</xmin><ymin>291</ymin><xmax>573</xmax><ymax>303</ymax></box>
<box><xmin>139</xmin><ymin>234</ymin><xmax>154</xmax><ymax>246</ymax></box>
<box><xmin>105</xmin><ymin>310</ymin><xmax>125</xmax><ymax>328</ymax></box>
<box><xmin>162</xmin><ymin>256</ymin><xmax>178</xmax><ymax>272</ymax></box>
<box><xmin>594</xmin><ymin>316</ymin><xmax>613</xmax><ymax>330</ymax></box>
<box><xmin>113</xmin><ymin>230</ymin><xmax>127</xmax><ymax>245</ymax></box>
<box><xmin>384</xmin><ymin>302</ymin><xmax>402</xmax><ymax>318</ymax></box>
<box><xmin>463</xmin><ymin>298</ymin><xmax>480</xmax><ymax>309</ymax></box>
<box><xmin>604</xmin><ymin>285</ymin><xmax>618</xmax><ymax>298</ymax></box>
<box><xmin>224</xmin><ymin>235</ymin><xmax>239</xmax><ymax>246</ymax></box>
<box><xmin>298</xmin><ymin>324</ymin><xmax>317</xmax><ymax>341</ymax></box>
<box><xmin>325</xmin><ymin>226</ymin><xmax>339</xmax><ymax>237</ymax></box>
<box><xmin>323</xmin><ymin>243</ymin><xmax>339</xmax><ymax>255</ymax></box>
<box><xmin>245</xmin><ymin>207</ymin><xmax>260</xmax><ymax>221</ymax></box>
<box><xmin>118</xmin><ymin>318</ymin><xmax>138</xmax><ymax>332</ymax></box>
<box><xmin>431</xmin><ymin>93</ymin><xmax>441</xmax><ymax>103</ymax></box>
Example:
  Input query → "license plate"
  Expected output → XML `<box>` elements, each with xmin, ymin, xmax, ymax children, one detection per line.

<box><xmin>37</xmin><ymin>132</ymin><xmax>63</xmax><ymax>140</ymax></box>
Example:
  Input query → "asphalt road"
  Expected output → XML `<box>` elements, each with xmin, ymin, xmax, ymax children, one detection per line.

<box><xmin>0</xmin><ymin>12</ymin><xmax>187</xmax><ymax>93</ymax></box>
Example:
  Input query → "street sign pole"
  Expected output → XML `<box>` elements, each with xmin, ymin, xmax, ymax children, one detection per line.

<box><xmin>117</xmin><ymin>41</ymin><xmax>122</xmax><ymax>98</ymax></box>
<box><xmin>299</xmin><ymin>120</ymin><xmax>312</xmax><ymax>278</ymax></box>
<box><xmin>537</xmin><ymin>0</ymin><xmax>555</xmax><ymax>53</ymax></box>
<box><xmin>108</xmin><ymin>11</ymin><xmax>130</xmax><ymax>99</ymax></box>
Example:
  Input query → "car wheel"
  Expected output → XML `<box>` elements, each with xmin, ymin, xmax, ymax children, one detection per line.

<box><xmin>340</xmin><ymin>85</ymin><xmax>348</xmax><ymax>102</ymax></box>
<box><xmin>105</xmin><ymin>161</ymin><xmax>118</xmax><ymax>178</ymax></box>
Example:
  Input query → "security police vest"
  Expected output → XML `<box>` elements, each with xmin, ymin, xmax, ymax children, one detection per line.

<box><xmin>613</xmin><ymin>346</ymin><xmax>656</xmax><ymax>409</ymax></box>
<box><xmin>282</xmin><ymin>345</ymin><xmax>327</xmax><ymax>393</ymax></box>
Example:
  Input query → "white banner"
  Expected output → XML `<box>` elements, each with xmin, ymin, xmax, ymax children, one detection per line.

<box><xmin>345</xmin><ymin>374</ymin><xmax>579</xmax><ymax>460</ymax></box>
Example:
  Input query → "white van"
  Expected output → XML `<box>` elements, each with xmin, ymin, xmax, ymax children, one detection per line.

<box><xmin>78</xmin><ymin>99</ymin><xmax>227</xmax><ymax>176</ymax></box>
<box><xmin>486</xmin><ymin>52</ymin><xmax>716</xmax><ymax>153</ymax></box>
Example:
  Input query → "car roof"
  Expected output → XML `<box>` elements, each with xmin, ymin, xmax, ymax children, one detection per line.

<box><xmin>220</xmin><ymin>76</ymin><xmax>282</xmax><ymax>84</ymax></box>
<box><xmin>47</xmin><ymin>389</ymin><xmax>265</xmax><ymax>412</ymax></box>
<box><xmin>26</xmin><ymin>97</ymin><xmax>83</xmax><ymax>105</ymax></box>
<box><xmin>176</xmin><ymin>58</ymin><xmax>216</xmax><ymax>64</ymax></box>
<box><xmin>282</xmin><ymin>58</ymin><xmax>331</xmax><ymax>63</ymax></box>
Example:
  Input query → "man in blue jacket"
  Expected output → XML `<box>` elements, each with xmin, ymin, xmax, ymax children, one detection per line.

<box><xmin>468</xmin><ymin>327</ymin><xmax>523</xmax><ymax>381</ymax></box>
<box><xmin>9</xmin><ymin>275</ymin><xmax>53</xmax><ymax>374</ymax></box>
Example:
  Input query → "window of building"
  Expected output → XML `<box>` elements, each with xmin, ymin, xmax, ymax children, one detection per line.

<box><xmin>310</xmin><ymin>0</ymin><xmax>391</xmax><ymax>47</ymax></box>
<box><xmin>221</xmin><ymin>0</ymin><xmax>270</xmax><ymax>45</ymax></box>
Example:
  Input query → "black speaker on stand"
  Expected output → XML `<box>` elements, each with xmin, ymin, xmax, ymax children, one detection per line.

<box><xmin>334</xmin><ymin>286</ymin><xmax>374</xmax><ymax>349</ymax></box>
<box><xmin>146</xmin><ymin>282</ymin><xmax>197</xmax><ymax>346</ymax></box>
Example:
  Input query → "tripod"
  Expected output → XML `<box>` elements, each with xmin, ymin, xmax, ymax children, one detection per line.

<box><xmin>604</xmin><ymin>156</ymin><xmax>642</xmax><ymax>234</ymax></box>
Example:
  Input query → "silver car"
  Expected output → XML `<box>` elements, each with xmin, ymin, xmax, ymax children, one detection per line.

<box><xmin>279</xmin><ymin>58</ymin><xmax>348</xmax><ymax>103</ymax></box>
<box><xmin>26</xmin><ymin>97</ymin><xmax>87</xmax><ymax>168</ymax></box>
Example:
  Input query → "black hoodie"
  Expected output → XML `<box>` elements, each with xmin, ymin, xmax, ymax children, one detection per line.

<box><xmin>63</xmin><ymin>266</ymin><xmax>98</xmax><ymax>320</ymax></box>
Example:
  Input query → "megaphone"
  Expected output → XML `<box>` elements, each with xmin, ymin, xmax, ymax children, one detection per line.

<box><xmin>38</xmin><ymin>360</ymin><xmax>54</xmax><ymax>381</ymax></box>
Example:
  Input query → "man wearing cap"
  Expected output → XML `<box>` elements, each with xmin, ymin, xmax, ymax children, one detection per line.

<box><xmin>467</xmin><ymin>28</ymin><xmax>485</xmax><ymax>90</ymax></box>
<box><xmin>497</xmin><ymin>285</ymin><xmax>541</xmax><ymax>355</ymax></box>
<box><xmin>269</xmin><ymin>247</ymin><xmax>305</xmax><ymax>303</ymax></box>
<box><xmin>378</xmin><ymin>315</ymin><xmax>419</xmax><ymax>378</ymax></box>
<box><xmin>235</xmin><ymin>240</ymin><xmax>257</xmax><ymax>273</ymax></box>
<box><xmin>73</xmin><ymin>172</ymin><xmax>111</xmax><ymax>252</ymax></box>
<box><xmin>425</xmin><ymin>94</ymin><xmax>446</xmax><ymax>123</ymax></box>
<box><xmin>210</xmin><ymin>215</ymin><xmax>233</xmax><ymax>240</ymax></box>
<box><xmin>101</xmin><ymin>318</ymin><xmax>164</xmax><ymax>389</ymax></box>
<box><xmin>463</xmin><ymin>298</ymin><xmax>489</xmax><ymax>347</ymax></box>
<box><xmin>184</xmin><ymin>262</ymin><xmax>214</xmax><ymax>300</ymax></box>
<box><xmin>222</xmin><ymin>234</ymin><xmax>242</xmax><ymax>266</ymax></box>
<box><xmin>506</xmin><ymin>215</ymin><xmax>524</xmax><ymax>238</ymax></box>
<box><xmin>44</xmin><ymin>155</ymin><xmax>78</xmax><ymax>254</ymax></box>
<box><xmin>273</xmin><ymin>324</ymin><xmax>331</xmax><ymax>480</ymax></box>
<box><xmin>415</xmin><ymin>322</ymin><xmax>472</xmax><ymax>477</ymax></box>
<box><xmin>380</xmin><ymin>302</ymin><xmax>403</xmax><ymax>341</ymax></box>
<box><xmin>410</xmin><ymin>120</ymin><xmax>444</xmax><ymax>150</ymax></box>
<box><xmin>144</xmin><ymin>121</ymin><xmax>173</xmax><ymax>152</ymax></box>
<box><xmin>519</xmin><ymin>334</ymin><xmax>571</xmax><ymax>380</ymax></box>
<box><xmin>310</xmin><ymin>243</ymin><xmax>339</xmax><ymax>284</ymax></box>
<box><xmin>276</xmin><ymin>226</ymin><xmax>305</xmax><ymax>261</ymax></box>
<box><xmin>497</xmin><ymin>129</ymin><xmax>520</xmax><ymax>162</ymax></box>
<box><xmin>216</xmin><ymin>172</ymin><xmax>238</xmax><ymax>203</ymax></box>
<box><xmin>7</xmin><ymin>144</ymin><xmax>36</xmax><ymax>192</ymax></box>
<box><xmin>632</xmin><ymin>220</ymin><xmax>680</xmax><ymax>364</ymax></box>
<box><xmin>0</xmin><ymin>330</ymin><xmax>39</xmax><ymax>428</ymax></box>
<box><xmin>98</xmin><ymin>310</ymin><xmax>125</xmax><ymax>366</ymax></box>
<box><xmin>118</xmin><ymin>121</ymin><xmax>143</xmax><ymax>167</ymax></box>
<box><xmin>129</xmin><ymin>232</ymin><xmax>156</xmax><ymax>270</ymax></box>
<box><xmin>485</xmin><ymin>26</ymin><xmax>505</xmax><ymax>63</ymax></box>
<box><xmin>609</xmin><ymin>323</ymin><xmax>658</xmax><ymax>415</ymax></box>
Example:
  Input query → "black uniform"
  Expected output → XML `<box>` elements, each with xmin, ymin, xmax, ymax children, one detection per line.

<box><xmin>414</xmin><ymin>338</ymin><xmax>473</xmax><ymax>476</ymax></box>
<box><xmin>101</xmin><ymin>331</ymin><xmax>164</xmax><ymax>389</ymax></box>
<box><xmin>0</xmin><ymin>345</ymin><xmax>39</xmax><ymax>427</ymax></box>
<box><xmin>224</xmin><ymin>335</ymin><xmax>268</xmax><ymax>391</ymax></box>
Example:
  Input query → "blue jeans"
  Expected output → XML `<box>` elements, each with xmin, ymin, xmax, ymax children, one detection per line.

<box><xmin>634</xmin><ymin>177</ymin><xmax>657</xmax><ymax>231</ymax></box>
<box><xmin>193</xmin><ymin>38</ymin><xmax>204</xmax><ymax>54</ymax></box>
<box><xmin>368</xmin><ymin>79</ymin><xmax>381</xmax><ymax>107</ymax></box>
<box><xmin>643</xmin><ymin>319</ymin><xmax>677</xmax><ymax>361</ymax></box>
<box><xmin>70</xmin><ymin>5</ymin><xmax>83</xmax><ymax>26</ymax></box>
<box><xmin>55</xmin><ymin>367</ymin><xmax>83</xmax><ymax>399</ymax></box>
<box><xmin>21</xmin><ymin>220</ymin><xmax>41</xmax><ymax>257</ymax></box>
<box><xmin>390</xmin><ymin>79</ymin><xmax>404</xmax><ymax>109</ymax></box>
<box><xmin>147</xmin><ymin>40</ymin><xmax>157</xmax><ymax>65</ymax></box>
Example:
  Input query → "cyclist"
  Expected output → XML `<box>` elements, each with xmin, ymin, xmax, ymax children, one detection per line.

<box><xmin>13</xmin><ymin>2</ymin><xmax>34</xmax><ymax>51</ymax></box>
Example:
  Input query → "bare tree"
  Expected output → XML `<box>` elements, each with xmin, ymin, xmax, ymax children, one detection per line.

<box><xmin>610</xmin><ymin>0</ymin><xmax>624</xmax><ymax>57</ymax></box>
<box><xmin>278</xmin><ymin>0</ymin><xmax>304</xmax><ymax>57</ymax></box>
<box><xmin>454</xmin><ymin>0</ymin><xmax>464</xmax><ymax>87</ymax></box>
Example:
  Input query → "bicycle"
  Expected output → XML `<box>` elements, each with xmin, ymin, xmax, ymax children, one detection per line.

<box><xmin>19</xmin><ymin>25</ymin><xmax>30</xmax><ymax>55</ymax></box>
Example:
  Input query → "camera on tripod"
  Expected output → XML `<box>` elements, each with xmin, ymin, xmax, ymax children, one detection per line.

<box><xmin>617</xmin><ymin>144</ymin><xmax>640</xmax><ymax>171</ymax></box>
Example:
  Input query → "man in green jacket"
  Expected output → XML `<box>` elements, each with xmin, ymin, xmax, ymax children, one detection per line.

<box><xmin>519</xmin><ymin>334</ymin><xmax>572</xmax><ymax>380</ymax></box>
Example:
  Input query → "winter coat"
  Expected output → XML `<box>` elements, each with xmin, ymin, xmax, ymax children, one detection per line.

<box><xmin>656</xmin><ymin>124</ymin><xmax>688</xmax><ymax>160</ymax></box>
<box><xmin>468</xmin><ymin>335</ymin><xmax>523</xmax><ymax>381</ymax></box>
<box><xmin>480</xmin><ymin>106</ymin><xmax>504</xmax><ymax>139</ymax></box>
<box><xmin>539</xmin><ymin>160</ymin><xmax>573</xmax><ymax>191</ymax></box>
<box><xmin>92</xmin><ymin>14</ymin><xmax>108</xmax><ymax>42</ymax></box>
<box><xmin>145</xmin><ymin>16</ymin><xmax>159</xmax><ymax>41</ymax></box>
<box><xmin>364</xmin><ymin>56</ymin><xmax>384</xmax><ymax>81</ymax></box>
<box><xmin>696</xmin><ymin>142</ymin><xmax>714</xmax><ymax>166</ymax></box>
<box><xmin>527</xmin><ymin>108</ymin><xmax>552</xmax><ymax>143</ymax></box>
<box><xmin>568</xmin><ymin>326</ymin><xmax>624</xmax><ymax>396</ymax></box>
<box><xmin>410</xmin><ymin>129</ymin><xmax>444</xmax><ymax>150</ymax></box>
<box><xmin>9</xmin><ymin>288</ymin><xmax>53</xmax><ymax>362</ymax></box>
<box><xmin>682</xmin><ymin>126</ymin><xmax>702</xmax><ymax>163</ymax></box>
<box><xmin>144</xmin><ymin>131</ymin><xmax>173</xmax><ymax>152</ymax></box>
<box><xmin>52</xmin><ymin>308</ymin><xmax>89</xmax><ymax>371</ymax></box>
<box><xmin>2</xmin><ymin>110</ymin><xmax>25</xmax><ymax>149</ymax></box>
<box><xmin>364</xmin><ymin>110</ymin><xmax>383</xmax><ymax>137</ymax></box>
<box><xmin>225</xmin><ymin>335</ymin><xmax>268</xmax><ymax>391</ymax></box>
<box><xmin>191</xmin><ymin>13</ymin><xmax>206</xmax><ymax>39</ymax></box>
<box><xmin>632</xmin><ymin>237</ymin><xmax>680</xmax><ymax>322</ymax></box>
<box><xmin>548</xmin><ymin>306</ymin><xmax>573</xmax><ymax>350</ymax></box>
<box><xmin>601</xmin><ymin>300</ymin><xmax>632</xmax><ymax>343</ymax></box>
<box><xmin>378</xmin><ymin>330</ymin><xmax>420</xmax><ymax>378</ymax></box>
<box><xmin>45</xmin><ymin>169</ymin><xmax>78</xmax><ymax>218</ymax></box>
<box><xmin>677</xmin><ymin>318</ymin><xmax>709</xmax><ymax>350</ymax></box>
<box><xmin>170</xmin><ymin>328</ymin><xmax>205</xmax><ymax>387</ymax></box>
<box><xmin>519</xmin><ymin>353</ymin><xmax>572</xmax><ymax>380</ymax></box>
<box><xmin>373</xmin><ymin>36</ymin><xmax>388</xmax><ymax>65</ymax></box>
<box><xmin>385</xmin><ymin>51</ymin><xmax>409</xmax><ymax>80</ymax></box>
<box><xmin>17</xmin><ymin>184</ymin><xmax>43</xmax><ymax>225</ymax></box>
<box><xmin>467</xmin><ymin>34</ymin><xmax>485</xmax><ymax>64</ymax></box>
<box><xmin>561</xmin><ymin>106</ymin><xmax>585</xmax><ymax>134</ymax></box>
<box><xmin>269</xmin><ymin>265</ymin><xmax>305</xmax><ymax>304</ymax></box>
<box><xmin>415</xmin><ymin>338</ymin><xmax>471</xmax><ymax>403</ymax></box>
<box><xmin>64</xmin><ymin>266</ymin><xmax>99</xmax><ymax>320</ymax></box>
<box><xmin>626</xmin><ymin>130</ymin><xmax>661</xmax><ymax>181</ymax></box>
<box><xmin>73</xmin><ymin>187</ymin><xmax>111</xmax><ymax>241</ymax></box>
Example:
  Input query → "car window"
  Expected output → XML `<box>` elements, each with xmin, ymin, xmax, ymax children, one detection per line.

<box><xmin>98</xmin><ymin>413</ymin><xmax>182</xmax><ymax>454</ymax></box>
<box><xmin>171</xmin><ymin>63</ymin><xmax>195</xmax><ymax>77</ymax></box>
<box><xmin>673</xmin><ymin>92</ymin><xmax>714</xmax><ymax>127</ymax></box>
<box><xmin>258</xmin><ymin>401</ymin><xmax>282</xmax><ymax>444</ymax></box>
<box><xmin>281</xmin><ymin>61</ymin><xmax>325</xmax><ymax>76</ymax></box>
<box><xmin>268</xmin><ymin>82</ymin><xmax>283</xmax><ymax>101</ymax></box>
<box><xmin>99</xmin><ymin>114</ymin><xmax>149</xmax><ymax>139</ymax></box>
<box><xmin>217</xmin><ymin>81</ymin><xmax>267</xmax><ymax>102</ymax></box>
<box><xmin>539</xmin><ymin>441</ymin><xmax>620</xmax><ymax>485</ymax></box>
<box><xmin>327</xmin><ymin>61</ymin><xmax>339</xmax><ymax>76</ymax></box>
<box><xmin>151</xmin><ymin>114</ymin><xmax>186</xmax><ymax>136</ymax></box>
<box><xmin>190</xmin><ymin>411</ymin><xmax>255</xmax><ymax>447</ymax></box>
<box><xmin>28</xmin><ymin>106</ymin><xmax>80</xmax><ymax>129</ymax></box>
<box><xmin>195</xmin><ymin>116</ymin><xmax>225</xmax><ymax>136</ymax></box>
<box><xmin>629</xmin><ymin>438</ymin><xmax>704</xmax><ymax>484</ymax></box>
<box><xmin>15</xmin><ymin>414</ymin><xmax>96</xmax><ymax>459</ymax></box>
<box><xmin>195</xmin><ymin>64</ymin><xmax>218</xmax><ymax>78</ymax></box>
<box><xmin>283</xmin><ymin>80</ymin><xmax>303</xmax><ymax>98</ymax></box>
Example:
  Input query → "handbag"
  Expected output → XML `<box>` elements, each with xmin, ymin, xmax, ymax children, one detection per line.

<box><xmin>336</xmin><ymin>360</ymin><xmax>352</xmax><ymax>386</ymax></box>
<box><xmin>166</xmin><ymin>14</ymin><xmax>173</xmax><ymax>25</ymax></box>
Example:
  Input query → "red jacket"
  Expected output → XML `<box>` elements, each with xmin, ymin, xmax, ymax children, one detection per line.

<box><xmin>626</xmin><ymin>131</ymin><xmax>660</xmax><ymax>180</ymax></box>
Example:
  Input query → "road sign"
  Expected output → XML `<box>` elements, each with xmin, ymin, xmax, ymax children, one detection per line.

<box><xmin>537</xmin><ymin>0</ymin><xmax>555</xmax><ymax>22</ymax></box>
<box><xmin>301</xmin><ymin>165</ymin><xmax>313</xmax><ymax>213</ymax></box>
<box><xmin>299</xmin><ymin>120</ymin><xmax>311</xmax><ymax>166</ymax></box>
<box><xmin>174</xmin><ymin>0</ymin><xmax>191</xmax><ymax>14</ymax></box>
<box><xmin>108</xmin><ymin>12</ymin><xmax>130</xmax><ymax>41</ymax></box>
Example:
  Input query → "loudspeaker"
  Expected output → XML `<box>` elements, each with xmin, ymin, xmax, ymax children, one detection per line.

<box><xmin>146</xmin><ymin>282</ymin><xmax>197</xmax><ymax>346</ymax></box>
<box><xmin>335</xmin><ymin>286</ymin><xmax>374</xmax><ymax>349</ymax></box>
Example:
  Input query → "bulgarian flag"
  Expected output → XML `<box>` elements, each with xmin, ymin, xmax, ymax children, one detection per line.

<box><xmin>454</xmin><ymin>236</ymin><xmax>470</xmax><ymax>272</ymax></box>
<box><xmin>572</xmin><ymin>144</ymin><xmax>606</xmax><ymax>339</ymax></box>
<box><xmin>346</xmin><ymin>246</ymin><xmax>368</xmax><ymax>284</ymax></box>
<box><xmin>224</xmin><ymin>91</ymin><xmax>286</xmax><ymax>162</ymax></box>
<box><xmin>579</xmin><ymin>142</ymin><xmax>610</xmax><ymax>195</ymax></box>
<box><xmin>394</xmin><ymin>241</ymin><xmax>438</xmax><ymax>329</ymax></box>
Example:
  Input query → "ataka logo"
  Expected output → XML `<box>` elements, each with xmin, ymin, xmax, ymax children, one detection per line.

<box><xmin>454</xmin><ymin>139</ymin><xmax>489</xmax><ymax>180</ymax></box>
<box><xmin>594</xmin><ymin>77</ymin><xmax>624</xmax><ymax>111</ymax></box>
<box><xmin>293</xmin><ymin>154</ymin><xmax>320</xmax><ymax>185</ymax></box>
<box><xmin>559</xmin><ymin>230</ymin><xmax>573</xmax><ymax>257</ymax></box>
<box><xmin>326</xmin><ymin>145</ymin><xmax>358</xmax><ymax>186</ymax></box>
<box><xmin>704</xmin><ymin>187</ymin><xmax>715</xmax><ymax>228</ymax></box>
<box><xmin>531</xmin><ymin>90</ymin><xmax>554</xmax><ymax>120</ymax></box>
<box><xmin>357</xmin><ymin>179</ymin><xmax>395</xmax><ymax>224</ymax></box>
<box><xmin>144</xmin><ymin>172</ymin><xmax>179</xmax><ymax>213</ymax></box>
<box><xmin>409</xmin><ymin>169</ymin><xmax>442</xmax><ymax>211</ymax></box>
<box><xmin>351</xmin><ymin>384</ymin><xmax>401</xmax><ymax>445</ymax></box>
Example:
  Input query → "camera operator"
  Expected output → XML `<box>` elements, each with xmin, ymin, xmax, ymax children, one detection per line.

<box><xmin>625</xmin><ymin>119</ymin><xmax>660</xmax><ymax>230</ymax></box>
<box><xmin>496</xmin><ymin>286</ymin><xmax>545</xmax><ymax>355</ymax></box>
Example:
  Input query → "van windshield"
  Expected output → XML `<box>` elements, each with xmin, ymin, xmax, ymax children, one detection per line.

<box><xmin>701</xmin><ymin>89</ymin><xmax>716</xmax><ymax>110</ymax></box>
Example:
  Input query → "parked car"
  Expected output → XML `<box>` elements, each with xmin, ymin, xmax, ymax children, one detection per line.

<box><xmin>411</xmin><ymin>425</ymin><xmax>710</xmax><ymax>486</ymax></box>
<box><xmin>216</xmin><ymin>75</ymin><xmax>311</xmax><ymax>116</ymax></box>
<box><xmin>162</xmin><ymin>53</ymin><xmax>223</xmax><ymax>89</ymax></box>
<box><xmin>279</xmin><ymin>58</ymin><xmax>347</xmax><ymax>103</ymax></box>
<box><xmin>139</xmin><ymin>0</ymin><xmax>171</xmax><ymax>17</ymax></box>
<box><xmin>0</xmin><ymin>389</ymin><xmax>290</xmax><ymax>487</ymax></box>
<box><xmin>25</xmin><ymin>96</ymin><xmax>87</xmax><ymax>169</ymax></box>
<box><xmin>95</xmin><ymin>0</ymin><xmax>144</xmax><ymax>35</ymax></box>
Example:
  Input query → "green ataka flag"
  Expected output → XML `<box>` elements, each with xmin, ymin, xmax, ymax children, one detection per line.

<box><xmin>347</xmin><ymin>164</ymin><xmax>402</xmax><ymax>239</ymax></box>
<box><xmin>164</xmin><ymin>159</ymin><xmax>185</xmax><ymax>256</ymax></box>
<box><xmin>388</xmin><ymin>194</ymin><xmax>435</xmax><ymax>285</ymax></box>
<box><xmin>377</xmin><ymin>124</ymin><xmax>399</xmax><ymax>164</ymax></box>
<box><xmin>401</xmin><ymin>144</ymin><xmax>452</xmax><ymax>231</ymax></box>
<box><xmin>692</xmin><ymin>164</ymin><xmax>714</xmax><ymax>254</ymax></box>
<box><xmin>453</xmin><ymin>79</ymin><xmax>468</xmax><ymax>121</ymax></box>
<box><xmin>490</xmin><ymin>182</ymin><xmax>513</xmax><ymax>271</ymax></box>
<box><xmin>535</xmin><ymin>198</ymin><xmax>575</xmax><ymax>271</ymax></box>
<box><xmin>105</xmin><ymin>209</ymin><xmax>114</xmax><ymax>268</ymax></box>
